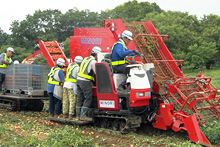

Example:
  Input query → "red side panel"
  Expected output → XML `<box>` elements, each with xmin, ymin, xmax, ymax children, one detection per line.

<box><xmin>129</xmin><ymin>88</ymin><xmax>151</xmax><ymax>107</ymax></box>
<box><xmin>69</xmin><ymin>28</ymin><xmax>116</xmax><ymax>60</ymax></box>
<box><xmin>96</xmin><ymin>63</ymin><xmax>120</xmax><ymax>111</ymax></box>
<box><xmin>97</xmin><ymin>92</ymin><xmax>120</xmax><ymax>111</ymax></box>
<box><xmin>152</xmin><ymin>103</ymin><xmax>174</xmax><ymax>130</ymax></box>
<box><xmin>69</xmin><ymin>18</ymin><xmax>138</xmax><ymax>61</ymax></box>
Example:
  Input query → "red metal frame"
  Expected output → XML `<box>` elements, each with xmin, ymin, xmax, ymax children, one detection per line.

<box><xmin>165</xmin><ymin>77</ymin><xmax>220</xmax><ymax>124</ymax></box>
<box><xmin>22</xmin><ymin>50</ymin><xmax>43</xmax><ymax>64</ymax></box>
<box><xmin>35</xmin><ymin>39</ymin><xmax>69</xmax><ymax>68</ymax></box>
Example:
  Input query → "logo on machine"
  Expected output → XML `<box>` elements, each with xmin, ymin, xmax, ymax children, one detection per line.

<box><xmin>81</xmin><ymin>38</ymin><xmax>101</xmax><ymax>46</ymax></box>
<box><xmin>99</xmin><ymin>100</ymin><xmax>115</xmax><ymax>108</ymax></box>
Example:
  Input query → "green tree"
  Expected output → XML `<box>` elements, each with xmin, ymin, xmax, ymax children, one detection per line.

<box><xmin>185</xmin><ymin>41</ymin><xmax>217</xmax><ymax>69</ymax></box>
<box><xmin>200</xmin><ymin>14</ymin><xmax>220</xmax><ymax>67</ymax></box>
<box><xmin>10</xmin><ymin>9</ymin><xmax>63</xmax><ymax>50</ymax></box>
<box><xmin>141</xmin><ymin>11</ymin><xmax>203</xmax><ymax>69</ymax></box>
<box><xmin>142</xmin><ymin>11</ymin><xmax>200</xmax><ymax>55</ymax></box>
<box><xmin>0</xmin><ymin>28</ymin><xmax>11</xmax><ymax>48</ymax></box>
<box><xmin>106</xmin><ymin>0</ymin><xmax>162</xmax><ymax>22</ymax></box>
<box><xmin>7</xmin><ymin>0</ymin><xmax>219</xmax><ymax>70</ymax></box>
<box><xmin>62</xmin><ymin>38</ymin><xmax>70</xmax><ymax>58</ymax></box>
<box><xmin>60</xmin><ymin>8</ymin><xmax>102</xmax><ymax>39</ymax></box>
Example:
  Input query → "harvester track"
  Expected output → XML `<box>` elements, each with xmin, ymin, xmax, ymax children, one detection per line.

<box><xmin>47</xmin><ymin>113</ymin><xmax>142</xmax><ymax>134</ymax></box>
<box><xmin>0</xmin><ymin>94</ymin><xmax>45</xmax><ymax>111</ymax></box>
<box><xmin>0</xmin><ymin>98</ymin><xmax>20</xmax><ymax>111</ymax></box>
<box><xmin>94</xmin><ymin>114</ymin><xmax>142</xmax><ymax>133</ymax></box>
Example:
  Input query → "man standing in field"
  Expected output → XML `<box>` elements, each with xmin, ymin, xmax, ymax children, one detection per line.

<box><xmin>63</xmin><ymin>56</ymin><xmax>83</xmax><ymax>120</ymax></box>
<box><xmin>0</xmin><ymin>47</ymin><xmax>15</xmax><ymax>94</ymax></box>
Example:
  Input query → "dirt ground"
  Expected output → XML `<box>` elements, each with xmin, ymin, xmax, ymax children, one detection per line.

<box><xmin>1</xmin><ymin>108</ymin><xmax>218</xmax><ymax>147</ymax></box>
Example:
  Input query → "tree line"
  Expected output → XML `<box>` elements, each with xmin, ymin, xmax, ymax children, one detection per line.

<box><xmin>0</xmin><ymin>0</ymin><xmax>219</xmax><ymax>70</ymax></box>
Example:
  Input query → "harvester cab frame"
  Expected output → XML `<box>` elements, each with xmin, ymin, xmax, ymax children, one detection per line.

<box><xmin>95</xmin><ymin>52</ymin><xmax>153</xmax><ymax>110</ymax></box>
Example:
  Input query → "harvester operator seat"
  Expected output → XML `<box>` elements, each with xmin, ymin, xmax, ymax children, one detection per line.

<box><xmin>101</xmin><ymin>53</ymin><xmax>113</xmax><ymax>75</ymax></box>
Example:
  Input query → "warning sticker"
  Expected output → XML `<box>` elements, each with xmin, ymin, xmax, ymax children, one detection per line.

<box><xmin>99</xmin><ymin>100</ymin><xmax>115</xmax><ymax>108</ymax></box>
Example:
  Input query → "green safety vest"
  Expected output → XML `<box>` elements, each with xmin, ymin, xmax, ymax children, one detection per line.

<box><xmin>65</xmin><ymin>62</ymin><xmax>79</xmax><ymax>82</ymax></box>
<box><xmin>77</xmin><ymin>57</ymin><xmax>94</xmax><ymax>80</ymax></box>
<box><xmin>111</xmin><ymin>41</ymin><xmax>126</xmax><ymax>66</ymax></box>
<box><xmin>0</xmin><ymin>53</ymin><xmax>12</xmax><ymax>68</ymax></box>
<box><xmin>48</xmin><ymin>66</ymin><xmax>63</xmax><ymax>86</ymax></box>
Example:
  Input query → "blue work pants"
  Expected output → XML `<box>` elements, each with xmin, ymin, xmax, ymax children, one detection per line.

<box><xmin>48</xmin><ymin>93</ymin><xmax>62</xmax><ymax>115</ymax></box>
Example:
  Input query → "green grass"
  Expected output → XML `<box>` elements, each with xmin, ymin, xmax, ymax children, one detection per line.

<box><xmin>183</xmin><ymin>68</ymin><xmax>220</xmax><ymax>89</ymax></box>
<box><xmin>0</xmin><ymin>110</ymin><xmax>97</xmax><ymax>147</ymax></box>
<box><xmin>0</xmin><ymin>109</ymin><xmax>204</xmax><ymax>147</ymax></box>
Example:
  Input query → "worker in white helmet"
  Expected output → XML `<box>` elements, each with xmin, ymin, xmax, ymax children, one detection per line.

<box><xmin>111</xmin><ymin>30</ymin><xmax>139</xmax><ymax>91</ymax></box>
<box><xmin>76</xmin><ymin>46</ymin><xmax>101</xmax><ymax>121</ymax></box>
<box><xmin>13</xmin><ymin>60</ymin><xmax>19</xmax><ymax>64</ymax></box>
<box><xmin>62</xmin><ymin>56</ymin><xmax>83</xmax><ymax>120</ymax></box>
<box><xmin>0</xmin><ymin>47</ymin><xmax>15</xmax><ymax>94</ymax></box>
<box><xmin>47</xmin><ymin>58</ymin><xmax>65</xmax><ymax>117</ymax></box>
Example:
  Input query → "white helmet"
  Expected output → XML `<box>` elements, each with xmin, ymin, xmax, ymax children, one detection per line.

<box><xmin>74</xmin><ymin>56</ymin><xmax>83</xmax><ymax>63</ymax></box>
<box><xmin>56</xmin><ymin>58</ymin><xmax>65</xmax><ymax>67</ymax></box>
<box><xmin>92</xmin><ymin>46</ymin><xmax>101</xmax><ymax>54</ymax></box>
<box><xmin>122</xmin><ymin>30</ymin><xmax>133</xmax><ymax>40</ymax></box>
<box><xmin>14</xmin><ymin>60</ymin><xmax>19</xmax><ymax>64</ymax></box>
<box><xmin>7</xmin><ymin>47</ymin><xmax>15</xmax><ymax>54</ymax></box>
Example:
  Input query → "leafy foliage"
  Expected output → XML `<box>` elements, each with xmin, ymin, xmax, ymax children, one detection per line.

<box><xmin>0</xmin><ymin>28</ymin><xmax>10</xmax><ymax>47</ymax></box>
<box><xmin>142</xmin><ymin>11</ymin><xmax>199</xmax><ymax>55</ymax></box>
<box><xmin>105</xmin><ymin>0</ymin><xmax>162</xmax><ymax>22</ymax></box>
<box><xmin>0</xmin><ymin>0</ymin><xmax>219</xmax><ymax>70</ymax></box>
<box><xmin>185</xmin><ymin>41</ymin><xmax>217</xmax><ymax>69</ymax></box>
<box><xmin>201</xmin><ymin>121</ymin><xmax>220</xmax><ymax>144</ymax></box>
<box><xmin>10</xmin><ymin>9</ymin><xmax>62</xmax><ymax>49</ymax></box>
<box><xmin>43</xmin><ymin>126</ymin><xmax>95</xmax><ymax>147</ymax></box>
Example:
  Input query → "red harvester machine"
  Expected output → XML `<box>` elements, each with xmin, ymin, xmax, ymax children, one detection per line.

<box><xmin>34</xmin><ymin>18</ymin><xmax>220</xmax><ymax>146</ymax></box>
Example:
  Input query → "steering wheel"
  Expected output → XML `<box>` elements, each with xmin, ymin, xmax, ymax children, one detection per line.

<box><xmin>125</xmin><ymin>53</ymin><xmax>144</xmax><ymax>64</ymax></box>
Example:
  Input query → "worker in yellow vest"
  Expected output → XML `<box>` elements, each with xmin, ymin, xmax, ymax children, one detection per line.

<box><xmin>111</xmin><ymin>30</ymin><xmax>139</xmax><ymax>91</ymax></box>
<box><xmin>0</xmin><ymin>47</ymin><xmax>15</xmax><ymax>94</ymax></box>
<box><xmin>47</xmin><ymin>58</ymin><xmax>65</xmax><ymax>117</ymax></box>
<box><xmin>63</xmin><ymin>56</ymin><xmax>83</xmax><ymax>120</ymax></box>
<box><xmin>76</xmin><ymin>46</ymin><xmax>101</xmax><ymax>121</ymax></box>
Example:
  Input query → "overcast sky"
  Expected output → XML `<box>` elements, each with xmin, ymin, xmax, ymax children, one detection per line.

<box><xmin>1</xmin><ymin>0</ymin><xmax>220</xmax><ymax>34</ymax></box>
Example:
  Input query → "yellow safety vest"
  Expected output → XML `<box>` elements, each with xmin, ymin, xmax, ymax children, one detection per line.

<box><xmin>111</xmin><ymin>41</ymin><xmax>126</xmax><ymax>66</ymax></box>
<box><xmin>77</xmin><ymin>57</ymin><xmax>94</xmax><ymax>80</ymax></box>
<box><xmin>0</xmin><ymin>53</ymin><xmax>12</xmax><ymax>68</ymax></box>
<box><xmin>48</xmin><ymin>66</ymin><xmax>63</xmax><ymax>86</ymax></box>
<box><xmin>65</xmin><ymin>63</ymin><xmax>79</xmax><ymax>82</ymax></box>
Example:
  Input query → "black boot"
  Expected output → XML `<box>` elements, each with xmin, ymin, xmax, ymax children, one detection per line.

<box><xmin>75</xmin><ymin>106</ymin><xmax>81</xmax><ymax>120</ymax></box>
<box><xmin>80</xmin><ymin>107</ymin><xmax>92</xmax><ymax>121</ymax></box>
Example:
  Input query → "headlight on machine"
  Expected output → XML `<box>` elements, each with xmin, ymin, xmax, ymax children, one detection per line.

<box><xmin>145</xmin><ymin>92</ymin><xmax>151</xmax><ymax>97</ymax></box>
<box><xmin>136</xmin><ymin>92</ymin><xmax>144</xmax><ymax>97</ymax></box>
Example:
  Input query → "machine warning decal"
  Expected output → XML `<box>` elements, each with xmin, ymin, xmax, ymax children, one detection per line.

<box><xmin>100</xmin><ymin>100</ymin><xmax>115</xmax><ymax>108</ymax></box>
